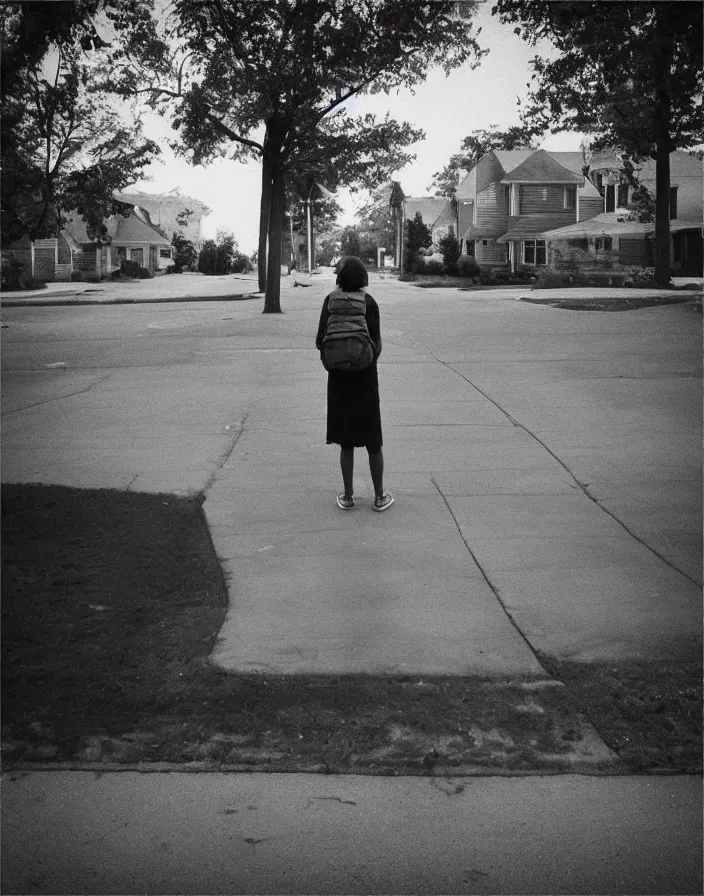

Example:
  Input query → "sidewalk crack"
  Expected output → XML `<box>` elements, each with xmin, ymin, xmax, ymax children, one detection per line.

<box><xmin>431</xmin><ymin>475</ymin><xmax>550</xmax><ymax>675</ymax></box>
<box><xmin>441</xmin><ymin>360</ymin><xmax>701</xmax><ymax>588</ymax></box>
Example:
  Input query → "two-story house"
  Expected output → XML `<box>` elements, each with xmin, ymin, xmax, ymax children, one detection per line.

<box><xmin>456</xmin><ymin>147</ymin><xmax>702</xmax><ymax>276</ymax></box>
<box><xmin>455</xmin><ymin>149</ymin><xmax>603</xmax><ymax>272</ymax></box>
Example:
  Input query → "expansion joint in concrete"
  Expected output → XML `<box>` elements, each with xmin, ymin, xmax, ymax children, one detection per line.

<box><xmin>442</xmin><ymin>361</ymin><xmax>701</xmax><ymax>589</ymax></box>
<box><xmin>1</xmin><ymin>370</ymin><xmax>118</xmax><ymax>417</ymax></box>
<box><xmin>202</xmin><ymin>410</ymin><xmax>250</xmax><ymax>493</ymax></box>
<box><xmin>430</xmin><ymin>474</ymin><xmax>551</xmax><ymax>676</ymax></box>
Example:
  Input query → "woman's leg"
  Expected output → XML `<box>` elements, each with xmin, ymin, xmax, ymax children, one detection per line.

<box><xmin>340</xmin><ymin>448</ymin><xmax>354</xmax><ymax>496</ymax></box>
<box><xmin>367</xmin><ymin>447</ymin><xmax>384</xmax><ymax>497</ymax></box>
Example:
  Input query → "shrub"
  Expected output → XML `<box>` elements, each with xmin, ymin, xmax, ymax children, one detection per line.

<box><xmin>70</xmin><ymin>271</ymin><xmax>86</xmax><ymax>282</ymax></box>
<box><xmin>136</xmin><ymin>266</ymin><xmax>154</xmax><ymax>279</ymax></box>
<box><xmin>85</xmin><ymin>273</ymin><xmax>101</xmax><ymax>283</ymax></box>
<box><xmin>24</xmin><ymin>276</ymin><xmax>47</xmax><ymax>289</ymax></box>
<box><xmin>439</xmin><ymin>227</ymin><xmax>461</xmax><ymax>275</ymax></box>
<box><xmin>397</xmin><ymin>272</ymin><xmax>417</xmax><ymax>282</ymax></box>
<box><xmin>120</xmin><ymin>259</ymin><xmax>143</xmax><ymax>278</ymax></box>
<box><xmin>629</xmin><ymin>266</ymin><xmax>656</xmax><ymax>284</ymax></box>
<box><xmin>230</xmin><ymin>251</ymin><xmax>253</xmax><ymax>273</ymax></box>
<box><xmin>457</xmin><ymin>255</ymin><xmax>481</xmax><ymax>278</ymax></box>
<box><xmin>421</xmin><ymin>258</ymin><xmax>444</xmax><ymax>275</ymax></box>
<box><xmin>171</xmin><ymin>232</ymin><xmax>198</xmax><ymax>272</ymax></box>
<box><xmin>403</xmin><ymin>213</ymin><xmax>432</xmax><ymax>273</ymax></box>
<box><xmin>1</xmin><ymin>257</ymin><xmax>28</xmax><ymax>290</ymax></box>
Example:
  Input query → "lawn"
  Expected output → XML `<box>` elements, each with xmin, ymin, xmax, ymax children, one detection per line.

<box><xmin>2</xmin><ymin>484</ymin><xmax>701</xmax><ymax>774</ymax></box>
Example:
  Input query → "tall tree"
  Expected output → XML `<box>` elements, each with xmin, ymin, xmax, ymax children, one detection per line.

<box><xmin>1</xmin><ymin>1</ymin><xmax>159</xmax><ymax>244</ymax></box>
<box><xmin>429</xmin><ymin>124</ymin><xmax>540</xmax><ymax>197</ymax></box>
<box><xmin>493</xmin><ymin>0</ymin><xmax>704</xmax><ymax>286</ymax></box>
<box><xmin>106</xmin><ymin>0</ymin><xmax>486</xmax><ymax>312</ymax></box>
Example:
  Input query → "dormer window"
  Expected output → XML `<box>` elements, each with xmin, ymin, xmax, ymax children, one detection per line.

<box><xmin>564</xmin><ymin>187</ymin><xmax>576</xmax><ymax>210</ymax></box>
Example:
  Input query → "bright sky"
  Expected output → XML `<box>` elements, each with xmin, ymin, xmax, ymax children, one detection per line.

<box><xmin>131</xmin><ymin>2</ymin><xmax>583</xmax><ymax>253</ymax></box>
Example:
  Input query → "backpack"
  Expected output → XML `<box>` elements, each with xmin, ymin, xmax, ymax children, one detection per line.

<box><xmin>321</xmin><ymin>289</ymin><xmax>375</xmax><ymax>372</ymax></box>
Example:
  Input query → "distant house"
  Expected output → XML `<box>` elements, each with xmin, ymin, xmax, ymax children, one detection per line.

<box><xmin>455</xmin><ymin>147</ymin><xmax>703</xmax><ymax>275</ymax></box>
<box><xmin>63</xmin><ymin>206</ymin><xmax>173</xmax><ymax>277</ymax></box>
<box><xmin>403</xmin><ymin>196</ymin><xmax>456</xmax><ymax>249</ymax></box>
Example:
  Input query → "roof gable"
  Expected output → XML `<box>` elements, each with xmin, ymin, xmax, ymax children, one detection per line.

<box><xmin>64</xmin><ymin>210</ymin><xmax>171</xmax><ymax>246</ymax></box>
<box><xmin>404</xmin><ymin>197</ymin><xmax>451</xmax><ymax>227</ymax></box>
<box><xmin>501</xmin><ymin>149</ymin><xmax>584</xmax><ymax>184</ymax></box>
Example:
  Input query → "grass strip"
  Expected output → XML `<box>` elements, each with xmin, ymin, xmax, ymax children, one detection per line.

<box><xmin>2</xmin><ymin>484</ymin><xmax>700</xmax><ymax>774</ymax></box>
<box><xmin>520</xmin><ymin>295</ymin><xmax>692</xmax><ymax>311</ymax></box>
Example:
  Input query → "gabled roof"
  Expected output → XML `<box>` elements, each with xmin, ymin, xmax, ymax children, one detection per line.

<box><xmin>64</xmin><ymin>210</ymin><xmax>172</xmax><ymax>246</ymax></box>
<box><xmin>501</xmin><ymin>149</ymin><xmax>584</xmax><ymax>184</ymax></box>
<box><xmin>493</xmin><ymin>150</ymin><xmax>534</xmax><ymax>171</ymax></box>
<box><xmin>404</xmin><ymin>197</ymin><xmax>452</xmax><ymax>228</ymax></box>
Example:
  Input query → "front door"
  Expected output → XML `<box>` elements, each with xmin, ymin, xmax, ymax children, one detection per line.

<box><xmin>131</xmin><ymin>248</ymin><xmax>144</xmax><ymax>267</ymax></box>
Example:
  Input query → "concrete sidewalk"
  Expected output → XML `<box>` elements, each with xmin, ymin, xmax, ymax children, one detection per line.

<box><xmin>3</xmin><ymin>771</ymin><xmax>701</xmax><ymax>895</ymax></box>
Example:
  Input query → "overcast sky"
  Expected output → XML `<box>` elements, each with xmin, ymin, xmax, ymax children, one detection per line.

<box><xmin>131</xmin><ymin>2</ymin><xmax>583</xmax><ymax>253</ymax></box>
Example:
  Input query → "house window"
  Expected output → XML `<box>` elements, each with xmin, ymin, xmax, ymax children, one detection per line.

<box><xmin>596</xmin><ymin>237</ymin><xmax>613</xmax><ymax>251</ymax></box>
<box><xmin>670</xmin><ymin>187</ymin><xmax>678</xmax><ymax>220</ymax></box>
<box><xmin>594</xmin><ymin>173</ymin><xmax>604</xmax><ymax>196</ymax></box>
<box><xmin>564</xmin><ymin>187</ymin><xmax>576</xmax><ymax>210</ymax></box>
<box><xmin>523</xmin><ymin>240</ymin><xmax>546</xmax><ymax>266</ymax></box>
<box><xmin>617</xmin><ymin>184</ymin><xmax>629</xmax><ymax>207</ymax></box>
<box><xmin>482</xmin><ymin>240</ymin><xmax>488</xmax><ymax>246</ymax></box>
<box><xmin>116</xmin><ymin>247</ymin><xmax>127</xmax><ymax>261</ymax></box>
<box><xmin>538</xmin><ymin>187</ymin><xmax>548</xmax><ymax>201</ymax></box>
<box><xmin>466</xmin><ymin>240</ymin><xmax>475</xmax><ymax>257</ymax></box>
<box><xmin>160</xmin><ymin>248</ymin><xmax>172</xmax><ymax>258</ymax></box>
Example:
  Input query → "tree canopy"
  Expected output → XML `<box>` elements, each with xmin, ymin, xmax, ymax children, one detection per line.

<box><xmin>105</xmin><ymin>0</ymin><xmax>487</xmax><ymax>311</ymax></box>
<box><xmin>1</xmin><ymin>1</ymin><xmax>159</xmax><ymax>244</ymax></box>
<box><xmin>493</xmin><ymin>0</ymin><xmax>704</xmax><ymax>285</ymax></box>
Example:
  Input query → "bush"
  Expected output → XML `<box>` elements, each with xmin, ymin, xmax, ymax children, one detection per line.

<box><xmin>418</xmin><ymin>258</ymin><xmax>444</xmax><ymax>275</ymax></box>
<box><xmin>397</xmin><ymin>272</ymin><xmax>417</xmax><ymax>282</ymax></box>
<box><xmin>403</xmin><ymin>213</ymin><xmax>432</xmax><ymax>274</ymax></box>
<box><xmin>120</xmin><ymin>259</ymin><xmax>143</xmax><ymax>278</ymax></box>
<box><xmin>535</xmin><ymin>269</ymin><xmax>630</xmax><ymax>289</ymax></box>
<box><xmin>85</xmin><ymin>273</ymin><xmax>101</xmax><ymax>283</ymax></box>
<box><xmin>136</xmin><ymin>266</ymin><xmax>153</xmax><ymax>279</ymax></box>
<box><xmin>457</xmin><ymin>255</ymin><xmax>481</xmax><ymax>278</ymax></box>
<box><xmin>230</xmin><ymin>251</ymin><xmax>253</xmax><ymax>274</ymax></box>
<box><xmin>70</xmin><ymin>271</ymin><xmax>86</xmax><ymax>282</ymax></box>
<box><xmin>1</xmin><ymin>257</ymin><xmax>28</xmax><ymax>290</ymax></box>
<box><xmin>171</xmin><ymin>232</ymin><xmax>198</xmax><ymax>272</ymax></box>
<box><xmin>439</xmin><ymin>227</ymin><xmax>461</xmax><ymax>276</ymax></box>
<box><xmin>24</xmin><ymin>277</ymin><xmax>47</xmax><ymax>289</ymax></box>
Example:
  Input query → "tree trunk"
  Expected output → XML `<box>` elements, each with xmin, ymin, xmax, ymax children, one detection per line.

<box><xmin>653</xmin><ymin>7</ymin><xmax>672</xmax><ymax>288</ymax></box>
<box><xmin>263</xmin><ymin>158</ymin><xmax>285</xmax><ymax>313</ymax></box>
<box><xmin>258</xmin><ymin>150</ymin><xmax>274</xmax><ymax>292</ymax></box>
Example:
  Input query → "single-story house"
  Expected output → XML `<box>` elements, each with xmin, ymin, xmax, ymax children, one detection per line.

<box><xmin>63</xmin><ymin>207</ymin><xmax>173</xmax><ymax>277</ymax></box>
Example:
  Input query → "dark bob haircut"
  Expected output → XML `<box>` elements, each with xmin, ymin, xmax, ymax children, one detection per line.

<box><xmin>336</xmin><ymin>256</ymin><xmax>368</xmax><ymax>291</ymax></box>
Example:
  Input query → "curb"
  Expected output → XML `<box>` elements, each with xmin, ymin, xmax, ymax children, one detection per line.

<box><xmin>1</xmin><ymin>293</ymin><xmax>261</xmax><ymax>308</ymax></box>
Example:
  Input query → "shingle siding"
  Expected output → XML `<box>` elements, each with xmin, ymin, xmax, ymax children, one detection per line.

<box><xmin>476</xmin><ymin>183</ymin><xmax>509</xmax><ymax>236</ymax></box>
<box><xmin>519</xmin><ymin>184</ymin><xmax>573</xmax><ymax>216</ymax></box>
<box><xmin>579</xmin><ymin>197</ymin><xmax>604</xmax><ymax>221</ymax></box>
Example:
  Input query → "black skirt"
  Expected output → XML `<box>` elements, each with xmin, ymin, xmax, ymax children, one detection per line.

<box><xmin>326</xmin><ymin>364</ymin><xmax>382</xmax><ymax>451</ymax></box>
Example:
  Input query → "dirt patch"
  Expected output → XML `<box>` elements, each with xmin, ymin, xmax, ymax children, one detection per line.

<box><xmin>521</xmin><ymin>295</ymin><xmax>694</xmax><ymax>312</ymax></box>
<box><xmin>2</xmin><ymin>485</ymin><xmax>700</xmax><ymax>774</ymax></box>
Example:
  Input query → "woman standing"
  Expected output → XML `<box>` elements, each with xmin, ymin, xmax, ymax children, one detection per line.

<box><xmin>316</xmin><ymin>257</ymin><xmax>394</xmax><ymax>512</ymax></box>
